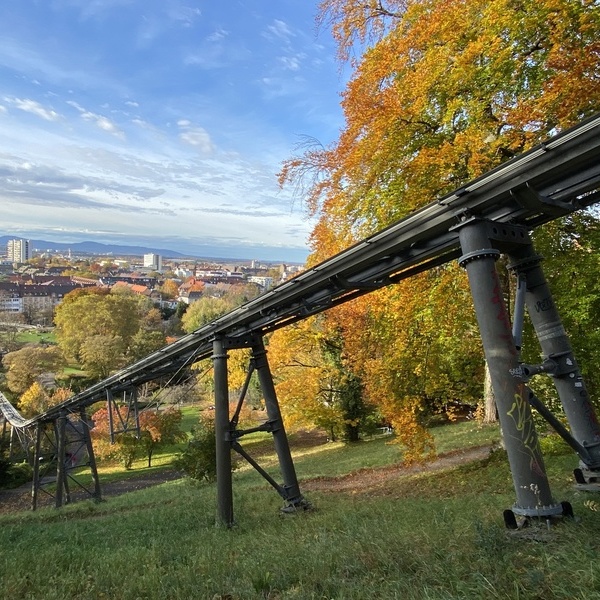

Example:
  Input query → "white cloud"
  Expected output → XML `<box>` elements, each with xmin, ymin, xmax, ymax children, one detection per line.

<box><xmin>67</xmin><ymin>100</ymin><xmax>124</xmax><ymax>139</ymax></box>
<box><xmin>179</xmin><ymin>128</ymin><xmax>214</xmax><ymax>153</ymax></box>
<box><xmin>278</xmin><ymin>55</ymin><xmax>305</xmax><ymax>71</ymax></box>
<box><xmin>167</xmin><ymin>4</ymin><xmax>201</xmax><ymax>27</ymax></box>
<box><xmin>176</xmin><ymin>119</ymin><xmax>214</xmax><ymax>153</ymax></box>
<box><xmin>5</xmin><ymin>97</ymin><xmax>60</xmax><ymax>121</ymax></box>
<box><xmin>265</xmin><ymin>20</ymin><xmax>294</xmax><ymax>42</ymax></box>
<box><xmin>207</xmin><ymin>28</ymin><xmax>228</xmax><ymax>43</ymax></box>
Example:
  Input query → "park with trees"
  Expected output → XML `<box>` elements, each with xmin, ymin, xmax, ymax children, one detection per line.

<box><xmin>1</xmin><ymin>1</ymin><xmax>600</xmax><ymax>596</ymax></box>
<box><xmin>1</xmin><ymin>0</ymin><xmax>600</xmax><ymax>479</ymax></box>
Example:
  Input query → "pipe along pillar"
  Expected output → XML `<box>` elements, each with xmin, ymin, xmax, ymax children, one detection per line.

<box><xmin>457</xmin><ymin>217</ymin><xmax>600</xmax><ymax>526</ymax></box>
<box><xmin>505</xmin><ymin>234</ymin><xmax>600</xmax><ymax>487</ymax></box>
<box><xmin>213</xmin><ymin>333</ymin><xmax>309</xmax><ymax>527</ymax></box>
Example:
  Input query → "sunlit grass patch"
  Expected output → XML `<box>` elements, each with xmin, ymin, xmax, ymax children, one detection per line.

<box><xmin>1</xmin><ymin>422</ymin><xmax>599</xmax><ymax>600</ymax></box>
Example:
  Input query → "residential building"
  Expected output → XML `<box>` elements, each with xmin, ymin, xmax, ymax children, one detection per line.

<box><xmin>177</xmin><ymin>278</ymin><xmax>205</xmax><ymax>304</ymax></box>
<box><xmin>248</xmin><ymin>276</ymin><xmax>274</xmax><ymax>290</ymax></box>
<box><xmin>7</xmin><ymin>239</ymin><xmax>31</xmax><ymax>263</ymax></box>
<box><xmin>143</xmin><ymin>253</ymin><xmax>163</xmax><ymax>272</ymax></box>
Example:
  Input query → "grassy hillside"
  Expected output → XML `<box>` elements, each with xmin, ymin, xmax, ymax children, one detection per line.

<box><xmin>1</xmin><ymin>422</ymin><xmax>599</xmax><ymax>600</ymax></box>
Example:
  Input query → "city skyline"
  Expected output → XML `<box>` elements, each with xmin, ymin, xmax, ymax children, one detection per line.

<box><xmin>0</xmin><ymin>1</ymin><xmax>349</xmax><ymax>263</ymax></box>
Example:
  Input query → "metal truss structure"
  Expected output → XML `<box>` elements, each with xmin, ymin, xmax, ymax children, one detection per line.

<box><xmin>2</xmin><ymin>113</ymin><xmax>600</xmax><ymax>526</ymax></box>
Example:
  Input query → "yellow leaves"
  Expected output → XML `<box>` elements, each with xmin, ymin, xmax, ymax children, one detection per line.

<box><xmin>18</xmin><ymin>383</ymin><xmax>50</xmax><ymax>418</ymax></box>
<box><xmin>318</xmin><ymin>0</ymin><xmax>407</xmax><ymax>63</ymax></box>
<box><xmin>388</xmin><ymin>402</ymin><xmax>436</xmax><ymax>464</ymax></box>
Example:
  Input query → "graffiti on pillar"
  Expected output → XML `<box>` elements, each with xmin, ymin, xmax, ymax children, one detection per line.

<box><xmin>534</xmin><ymin>297</ymin><xmax>553</xmax><ymax>313</ymax></box>
<box><xmin>507</xmin><ymin>388</ymin><xmax>545</xmax><ymax>478</ymax></box>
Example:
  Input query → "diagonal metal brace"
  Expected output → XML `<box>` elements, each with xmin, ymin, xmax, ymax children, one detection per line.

<box><xmin>526</xmin><ymin>390</ymin><xmax>596</xmax><ymax>466</ymax></box>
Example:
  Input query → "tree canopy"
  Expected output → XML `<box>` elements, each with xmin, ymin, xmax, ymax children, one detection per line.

<box><xmin>275</xmin><ymin>0</ymin><xmax>600</xmax><ymax>454</ymax></box>
<box><xmin>2</xmin><ymin>345</ymin><xmax>63</xmax><ymax>396</ymax></box>
<box><xmin>54</xmin><ymin>288</ymin><xmax>165</xmax><ymax>380</ymax></box>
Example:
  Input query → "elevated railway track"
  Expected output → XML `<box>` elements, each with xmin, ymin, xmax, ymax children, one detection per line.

<box><xmin>2</xmin><ymin>113</ymin><xmax>600</xmax><ymax>526</ymax></box>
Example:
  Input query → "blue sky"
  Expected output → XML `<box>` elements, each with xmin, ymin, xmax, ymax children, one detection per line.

<box><xmin>0</xmin><ymin>0</ymin><xmax>347</xmax><ymax>262</ymax></box>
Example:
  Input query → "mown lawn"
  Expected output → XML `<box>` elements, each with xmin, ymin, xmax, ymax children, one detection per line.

<box><xmin>15</xmin><ymin>329</ymin><xmax>56</xmax><ymax>345</ymax></box>
<box><xmin>1</xmin><ymin>420</ymin><xmax>599</xmax><ymax>599</ymax></box>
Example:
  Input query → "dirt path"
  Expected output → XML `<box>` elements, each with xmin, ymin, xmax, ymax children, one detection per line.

<box><xmin>0</xmin><ymin>469</ymin><xmax>182</xmax><ymax>514</ymax></box>
<box><xmin>301</xmin><ymin>445</ymin><xmax>492</xmax><ymax>494</ymax></box>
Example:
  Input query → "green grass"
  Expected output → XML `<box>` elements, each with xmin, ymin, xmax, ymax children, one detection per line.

<box><xmin>1</xmin><ymin>421</ymin><xmax>599</xmax><ymax>599</ymax></box>
<box><xmin>431</xmin><ymin>419</ymin><xmax>501</xmax><ymax>454</ymax></box>
<box><xmin>15</xmin><ymin>329</ymin><xmax>57</xmax><ymax>345</ymax></box>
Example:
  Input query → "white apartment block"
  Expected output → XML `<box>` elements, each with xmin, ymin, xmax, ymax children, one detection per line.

<box><xmin>7</xmin><ymin>239</ymin><xmax>31</xmax><ymax>263</ymax></box>
<box><xmin>143</xmin><ymin>253</ymin><xmax>163</xmax><ymax>272</ymax></box>
<box><xmin>248</xmin><ymin>276</ymin><xmax>274</xmax><ymax>290</ymax></box>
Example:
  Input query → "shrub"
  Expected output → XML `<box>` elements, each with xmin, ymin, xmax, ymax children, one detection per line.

<box><xmin>0</xmin><ymin>459</ymin><xmax>33</xmax><ymax>490</ymax></box>
<box><xmin>175</xmin><ymin>416</ymin><xmax>238</xmax><ymax>482</ymax></box>
<box><xmin>539</xmin><ymin>433</ymin><xmax>572</xmax><ymax>456</ymax></box>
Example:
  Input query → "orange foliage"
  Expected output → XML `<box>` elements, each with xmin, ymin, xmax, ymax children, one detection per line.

<box><xmin>278</xmin><ymin>0</ymin><xmax>600</xmax><ymax>458</ymax></box>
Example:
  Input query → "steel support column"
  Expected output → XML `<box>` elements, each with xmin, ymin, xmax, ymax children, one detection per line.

<box><xmin>458</xmin><ymin>218</ymin><xmax>562</xmax><ymax>519</ymax></box>
<box><xmin>213</xmin><ymin>336</ymin><xmax>234</xmax><ymax>527</ymax></box>
<box><xmin>251</xmin><ymin>336</ymin><xmax>308</xmax><ymax>510</ymax></box>
<box><xmin>80</xmin><ymin>408</ymin><xmax>102</xmax><ymax>501</ymax></box>
<box><xmin>55</xmin><ymin>413</ymin><xmax>67</xmax><ymax>508</ymax></box>
<box><xmin>507</xmin><ymin>242</ymin><xmax>600</xmax><ymax>476</ymax></box>
<box><xmin>31</xmin><ymin>422</ymin><xmax>42</xmax><ymax>511</ymax></box>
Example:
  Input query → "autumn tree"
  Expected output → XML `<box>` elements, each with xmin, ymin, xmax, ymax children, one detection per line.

<box><xmin>278</xmin><ymin>0</ymin><xmax>600</xmax><ymax>450</ymax></box>
<box><xmin>158</xmin><ymin>279</ymin><xmax>180</xmax><ymax>300</ymax></box>
<box><xmin>90</xmin><ymin>406</ymin><xmax>139</xmax><ymax>469</ymax></box>
<box><xmin>138</xmin><ymin>407</ymin><xmax>187</xmax><ymax>467</ymax></box>
<box><xmin>17</xmin><ymin>384</ymin><xmax>71</xmax><ymax>418</ymax></box>
<box><xmin>54</xmin><ymin>289</ymin><xmax>165</xmax><ymax>379</ymax></box>
<box><xmin>268</xmin><ymin>316</ymin><xmax>377</xmax><ymax>442</ymax></box>
<box><xmin>0</xmin><ymin>312</ymin><xmax>24</xmax><ymax>353</ymax></box>
<box><xmin>180</xmin><ymin>285</ymin><xmax>261</xmax><ymax>335</ymax></box>
<box><xmin>128</xmin><ymin>307</ymin><xmax>167</xmax><ymax>362</ymax></box>
<box><xmin>2</xmin><ymin>345</ymin><xmax>63</xmax><ymax>395</ymax></box>
<box><xmin>90</xmin><ymin>405</ymin><xmax>186</xmax><ymax>468</ymax></box>
<box><xmin>181</xmin><ymin>297</ymin><xmax>231</xmax><ymax>332</ymax></box>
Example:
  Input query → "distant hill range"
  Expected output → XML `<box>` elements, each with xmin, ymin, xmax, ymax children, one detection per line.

<box><xmin>0</xmin><ymin>236</ymin><xmax>186</xmax><ymax>259</ymax></box>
